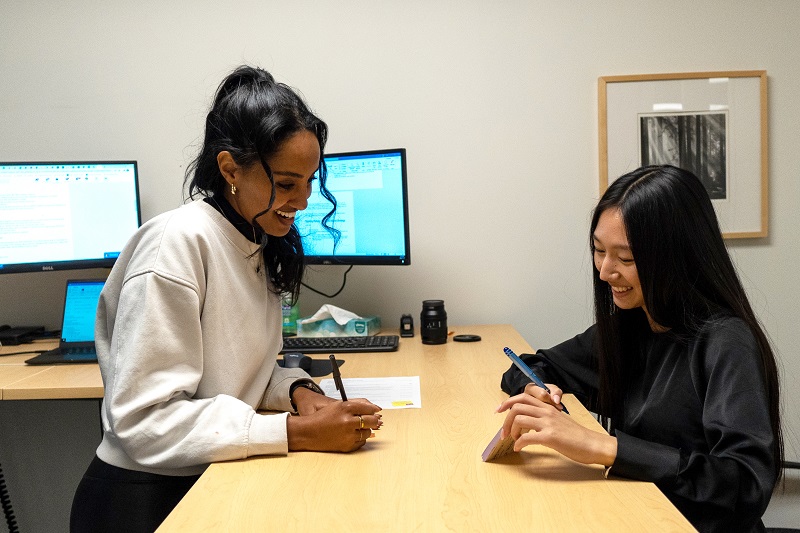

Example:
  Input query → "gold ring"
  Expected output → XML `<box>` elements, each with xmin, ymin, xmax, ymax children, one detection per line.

<box><xmin>358</xmin><ymin>415</ymin><xmax>365</xmax><ymax>429</ymax></box>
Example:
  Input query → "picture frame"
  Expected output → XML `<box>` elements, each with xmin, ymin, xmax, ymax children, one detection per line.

<box><xmin>598</xmin><ymin>71</ymin><xmax>768</xmax><ymax>239</ymax></box>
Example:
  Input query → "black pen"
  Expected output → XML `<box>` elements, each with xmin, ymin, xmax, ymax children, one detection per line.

<box><xmin>329</xmin><ymin>354</ymin><xmax>348</xmax><ymax>401</ymax></box>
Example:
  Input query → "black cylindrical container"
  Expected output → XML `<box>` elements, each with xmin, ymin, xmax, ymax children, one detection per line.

<box><xmin>420</xmin><ymin>300</ymin><xmax>448</xmax><ymax>344</ymax></box>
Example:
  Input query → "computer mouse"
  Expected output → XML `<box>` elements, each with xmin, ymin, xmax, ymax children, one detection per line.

<box><xmin>282</xmin><ymin>352</ymin><xmax>312</xmax><ymax>371</ymax></box>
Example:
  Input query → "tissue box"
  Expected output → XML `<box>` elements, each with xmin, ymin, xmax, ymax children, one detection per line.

<box><xmin>296</xmin><ymin>315</ymin><xmax>381</xmax><ymax>337</ymax></box>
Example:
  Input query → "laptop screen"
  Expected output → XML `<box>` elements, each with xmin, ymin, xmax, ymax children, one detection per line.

<box><xmin>61</xmin><ymin>280</ymin><xmax>104</xmax><ymax>343</ymax></box>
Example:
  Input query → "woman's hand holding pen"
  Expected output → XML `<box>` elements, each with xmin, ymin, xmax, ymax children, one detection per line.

<box><xmin>287</xmin><ymin>397</ymin><xmax>383</xmax><ymax>453</ymax></box>
<box><xmin>496</xmin><ymin>383</ymin><xmax>617</xmax><ymax>466</ymax></box>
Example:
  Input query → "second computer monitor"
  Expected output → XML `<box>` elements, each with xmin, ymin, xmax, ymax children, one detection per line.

<box><xmin>297</xmin><ymin>148</ymin><xmax>410</xmax><ymax>266</ymax></box>
<box><xmin>0</xmin><ymin>161</ymin><xmax>141</xmax><ymax>274</ymax></box>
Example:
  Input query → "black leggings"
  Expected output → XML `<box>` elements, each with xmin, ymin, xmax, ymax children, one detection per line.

<box><xmin>70</xmin><ymin>456</ymin><xmax>200</xmax><ymax>533</ymax></box>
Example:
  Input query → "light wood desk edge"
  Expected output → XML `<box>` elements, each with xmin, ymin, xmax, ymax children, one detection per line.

<box><xmin>0</xmin><ymin>341</ymin><xmax>103</xmax><ymax>400</ymax></box>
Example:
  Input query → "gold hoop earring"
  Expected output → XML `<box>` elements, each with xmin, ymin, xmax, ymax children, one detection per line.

<box><xmin>231</xmin><ymin>184</ymin><xmax>237</xmax><ymax>196</ymax></box>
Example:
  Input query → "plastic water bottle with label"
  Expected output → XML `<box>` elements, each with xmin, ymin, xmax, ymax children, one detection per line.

<box><xmin>281</xmin><ymin>294</ymin><xmax>299</xmax><ymax>336</ymax></box>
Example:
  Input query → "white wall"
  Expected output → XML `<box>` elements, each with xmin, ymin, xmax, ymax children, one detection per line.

<box><xmin>1</xmin><ymin>1</ymin><xmax>799</xmax><ymax>530</ymax></box>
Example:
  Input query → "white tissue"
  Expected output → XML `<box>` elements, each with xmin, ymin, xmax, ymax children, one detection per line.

<box><xmin>297</xmin><ymin>304</ymin><xmax>362</xmax><ymax>326</ymax></box>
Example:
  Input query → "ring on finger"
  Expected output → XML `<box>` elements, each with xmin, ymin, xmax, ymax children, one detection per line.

<box><xmin>358</xmin><ymin>415</ymin><xmax>365</xmax><ymax>429</ymax></box>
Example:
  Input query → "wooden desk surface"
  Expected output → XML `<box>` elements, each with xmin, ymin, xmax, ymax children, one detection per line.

<box><xmin>158</xmin><ymin>324</ymin><xmax>694</xmax><ymax>532</ymax></box>
<box><xmin>0</xmin><ymin>340</ymin><xmax>103</xmax><ymax>400</ymax></box>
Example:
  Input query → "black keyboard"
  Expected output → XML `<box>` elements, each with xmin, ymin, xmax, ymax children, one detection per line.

<box><xmin>280</xmin><ymin>335</ymin><xmax>400</xmax><ymax>354</ymax></box>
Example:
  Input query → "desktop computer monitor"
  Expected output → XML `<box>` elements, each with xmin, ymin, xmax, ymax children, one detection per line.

<box><xmin>0</xmin><ymin>161</ymin><xmax>142</xmax><ymax>274</ymax></box>
<box><xmin>297</xmin><ymin>148</ymin><xmax>410</xmax><ymax>266</ymax></box>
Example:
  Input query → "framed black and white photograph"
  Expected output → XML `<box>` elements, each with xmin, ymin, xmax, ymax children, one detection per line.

<box><xmin>639</xmin><ymin>111</ymin><xmax>727</xmax><ymax>199</ymax></box>
<box><xmin>599</xmin><ymin>71</ymin><xmax>768</xmax><ymax>238</ymax></box>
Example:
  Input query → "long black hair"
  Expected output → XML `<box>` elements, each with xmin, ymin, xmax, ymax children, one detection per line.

<box><xmin>184</xmin><ymin>65</ymin><xmax>338</xmax><ymax>301</ymax></box>
<box><xmin>590</xmin><ymin>165</ymin><xmax>782</xmax><ymax>480</ymax></box>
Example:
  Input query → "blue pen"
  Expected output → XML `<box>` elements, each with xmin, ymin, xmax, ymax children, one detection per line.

<box><xmin>504</xmin><ymin>347</ymin><xmax>570</xmax><ymax>415</ymax></box>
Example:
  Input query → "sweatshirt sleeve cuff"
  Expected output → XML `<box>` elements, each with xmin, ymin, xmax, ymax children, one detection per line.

<box><xmin>247</xmin><ymin>411</ymin><xmax>290</xmax><ymax>456</ymax></box>
<box><xmin>608</xmin><ymin>431</ymin><xmax>680</xmax><ymax>486</ymax></box>
<box><xmin>261</xmin><ymin>366</ymin><xmax>312</xmax><ymax>412</ymax></box>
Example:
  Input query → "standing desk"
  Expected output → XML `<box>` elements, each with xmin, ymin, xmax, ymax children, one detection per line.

<box><xmin>0</xmin><ymin>341</ymin><xmax>103</xmax><ymax>400</ymax></box>
<box><xmin>157</xmin><ymin>324</ymin><xmax>694</xmax><ymax>532</ymax></box>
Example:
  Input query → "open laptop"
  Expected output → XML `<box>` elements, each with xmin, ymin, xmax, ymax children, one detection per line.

<box><xmin>26</xmin><ymin>279</ymin><xmax>105</xmax><ymax>365</ymax></box>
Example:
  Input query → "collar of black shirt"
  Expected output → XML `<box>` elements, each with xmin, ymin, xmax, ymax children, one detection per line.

<box><xmin>204</xmin><ymin>195</ymin><xmax>259</xmax><ymax>244</ymax></box>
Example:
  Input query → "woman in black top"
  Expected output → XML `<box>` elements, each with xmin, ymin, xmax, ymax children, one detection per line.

<box><xmin>498</xmin><ymin>165</ymin><xmax>782</xmax><ymax>533</ymax></box>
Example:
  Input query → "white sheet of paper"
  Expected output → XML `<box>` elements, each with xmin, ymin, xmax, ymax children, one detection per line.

<box><xmin>319</xmin><ymin>376</ymin><xmax>421</xmax><ymax>409</ymax></box>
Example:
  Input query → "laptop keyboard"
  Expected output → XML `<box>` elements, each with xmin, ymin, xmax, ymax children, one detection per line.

<box><xmin>64</xmin><ymin>347</ymin><xmax>96</xmax><ymax>355</ymax></box>
<box><xmin>63</xmin><ymin>347</ymin><xmax>97</xmax><ymax>360</ymax></box>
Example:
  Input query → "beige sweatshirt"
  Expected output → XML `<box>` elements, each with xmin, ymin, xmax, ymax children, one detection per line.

<box><xmin>95</xmin><ymin>201</ymin><xmax>310</xmax><ymax>476</ymax></box>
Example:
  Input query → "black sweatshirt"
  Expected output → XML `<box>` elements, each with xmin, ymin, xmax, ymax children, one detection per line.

<box><xmin>501</xmin><ymin>315</ymin><xmax>776</xmax><ymax>533</ymax></box>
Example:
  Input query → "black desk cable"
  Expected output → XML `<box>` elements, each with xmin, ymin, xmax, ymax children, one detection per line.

<box><xmin>0</xmin><ymin>462</ymin><xmax>19</xmax><ymax>533</ymax></box>
<box><xmin>301</xmin><ymin>265</ymin><xmax>353</xmax><ymax>298</ymax></box>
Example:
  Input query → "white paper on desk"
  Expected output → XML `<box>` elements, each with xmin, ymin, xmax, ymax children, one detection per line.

<box><xmin>319</xmin><ymin>376</ymin><xmax>421</xmax><ymax>409</ymax></box>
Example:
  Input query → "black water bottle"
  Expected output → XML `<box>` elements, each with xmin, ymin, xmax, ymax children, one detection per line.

<box><xmin>420</xmin><ymin>300</ymin><xmax>448</xmax><ymax>344</ymax></box>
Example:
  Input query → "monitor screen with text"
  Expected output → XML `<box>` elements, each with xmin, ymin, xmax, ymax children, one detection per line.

<box><xmin>0</xmin><ymin>161</ymin><xmax>141</xmax><ymax>274</ymax></box>
<box><xmin>296</xmin><ymin>148</ymin><xmax>410</xmax><ymax>266</ymax></box>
